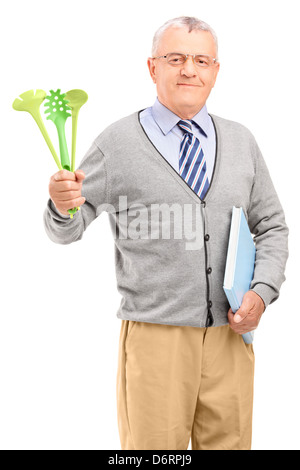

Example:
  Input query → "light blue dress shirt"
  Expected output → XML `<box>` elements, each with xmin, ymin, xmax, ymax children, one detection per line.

<box><xmin>139</xmin><ymin>97</ymin><xmax>216</xmax><ymax>183</ymax></box>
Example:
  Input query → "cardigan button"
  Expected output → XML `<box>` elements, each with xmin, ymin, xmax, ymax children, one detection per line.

<box><xmin>208</xmin><ymin>300</ymin><xmax>213</xmax><ymax>308</ymax></box>
<box><xmin>207</xmin><ymin>267</ymin><xmax>212</xmax><ymax>274</ymax></box>
<box><xmin>204</xmin><ymin>234</ymin><xmax>210</xmax><ymax>241</ymax></box>
<box><xmin>201</xmin><ymin>201</ymin><xmax>206</xmax><ymax>208</ymax></box>
<box><xmin>206</xmin><ymin>310</ymin><xmax>214</xmax><ymax>327</ymax></box>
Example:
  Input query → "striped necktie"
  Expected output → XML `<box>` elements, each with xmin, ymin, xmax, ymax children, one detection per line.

<box><xmin>178</xmin><ymin>120</ymin><xmax>209</xmax><ymax>200</ymax></box>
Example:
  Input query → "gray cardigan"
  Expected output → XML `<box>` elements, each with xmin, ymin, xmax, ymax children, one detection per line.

<box><xmin>43</xmin><ymin>111</ymin><xmax>289</xmax><ymax>328</ymax></box>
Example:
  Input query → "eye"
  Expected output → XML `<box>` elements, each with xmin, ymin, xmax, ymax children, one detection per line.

<box><xmin>167</xmin><ymin>53</ymin><xmax>185</xmax><ymax>65</ymax></box>
<box><xmin>195</xmin><ymin>56</ymin><xmax>210</xmax><ymax>66</ymax></box>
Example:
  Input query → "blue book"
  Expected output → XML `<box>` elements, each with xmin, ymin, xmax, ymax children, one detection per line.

<box><xmin>223</xmin><ymin>207</ymin><xmax>256</xmax><ymax>344</ymax></box>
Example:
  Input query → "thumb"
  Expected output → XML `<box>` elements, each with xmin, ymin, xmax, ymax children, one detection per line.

<box><xmin>234</xmin><ymin>295</ymin><xmax>252</xmax><ymax>323</ymax></box>
<box><xmin>75</xmin><ymin>169</ymin><xmax>86</xmax><ymax>182</ymax></box>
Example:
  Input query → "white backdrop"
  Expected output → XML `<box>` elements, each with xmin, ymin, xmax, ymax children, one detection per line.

<box><xmin>1</xmin><ymin>0</ymin><xmax>299</xmax><ymax>450</ymax></box>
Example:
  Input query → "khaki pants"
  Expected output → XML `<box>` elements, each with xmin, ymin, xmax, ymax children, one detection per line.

<box><xmin>116</xmin><ymin>320</ymin><xmax>255</xmax><ymax>450</ymax></box>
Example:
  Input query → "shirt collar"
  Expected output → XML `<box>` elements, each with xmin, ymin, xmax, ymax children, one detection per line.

<box><xmin>151</xmin><ymin>97</ymin><xmax>210</xmax><ymax>137</ymax></box>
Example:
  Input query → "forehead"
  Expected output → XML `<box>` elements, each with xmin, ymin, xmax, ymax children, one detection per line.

<box><xmin>158</xmin><ymin>27</ymin><xmax>216</xmax><ymax>56</ymax></box>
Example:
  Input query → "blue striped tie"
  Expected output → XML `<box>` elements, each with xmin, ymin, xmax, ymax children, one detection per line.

<box><xmin>178</xmin><ymin>120</ymin><xmax>209</xmax><ymax>199</ymax></box>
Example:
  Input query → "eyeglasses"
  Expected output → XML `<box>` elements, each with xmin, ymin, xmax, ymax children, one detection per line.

<box><xmin>152</xmin><ymin>52</ymin><xmax>218</xmax><ymax>68</ymax></box>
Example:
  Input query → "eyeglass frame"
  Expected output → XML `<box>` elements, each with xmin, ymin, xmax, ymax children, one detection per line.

<box><xmin>151</xmin><ymin>52</ymin><xmax>218</xmax><ymax>67</ymax></box>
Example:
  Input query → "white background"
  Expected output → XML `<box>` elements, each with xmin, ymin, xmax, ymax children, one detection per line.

<box><xmin>1</xmin><ymin>0</ymin><xmax>299</xmax><ymax>450</ymax></box>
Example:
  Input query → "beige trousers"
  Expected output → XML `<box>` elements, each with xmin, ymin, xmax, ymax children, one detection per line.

<box><xmin>116</xmin><ymin>320</ymin><xmax>255</xmax><ymax>450</ymax></box>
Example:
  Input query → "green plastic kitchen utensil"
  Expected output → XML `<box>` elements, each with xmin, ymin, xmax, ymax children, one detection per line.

<box><xmin>44</xmin><ymin>89</ymin><xmax>80</xmax><ymax>218</ymax></box>
<box><xmin>12</xmin><ymin>89</ymin><xmax>63</xmax><ymax>170</ymax></box>
<box><xmin>44</xmin><ymin>89</ymin><xmax>71</xmax><ymax>171</ymax></box>
<box><xmin>65</xmin><ymin>89</ymin><xmax>88</xmax><ymax>172</ymax></box>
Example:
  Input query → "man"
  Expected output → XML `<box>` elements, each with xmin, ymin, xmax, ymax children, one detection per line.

<box><xmin>44</xmin><ymin>17</ymin><xmax>289</xmax><ymax>450</ymax></box>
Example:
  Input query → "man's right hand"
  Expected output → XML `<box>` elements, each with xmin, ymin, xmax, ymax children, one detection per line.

<box><xmin>49</xmin><ymin>169</ymin><xmax>86</xmax><ymax>216</ymax></box>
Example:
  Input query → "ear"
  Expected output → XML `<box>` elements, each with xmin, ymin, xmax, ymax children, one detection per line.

<box><xmin>147</xmin><ymin>57</ymin><xmax>157</xmax><ymax>84</ymax></box>
<box><xmin>211</xmin><ymin>62</ymin><xmax>220</xmax><ymax>88</ymax></box>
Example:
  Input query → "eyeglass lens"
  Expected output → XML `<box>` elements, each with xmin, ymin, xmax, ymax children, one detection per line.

<box><xmin>166</xmin><ymin>53</ymin><xmax>214</xmax><ymax>67</ymax></box>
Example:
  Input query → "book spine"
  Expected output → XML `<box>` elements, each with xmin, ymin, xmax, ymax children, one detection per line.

<box><xmin>223</xmin><ymin>287</ymin><xmax>240</xmax><ymax>313</ymax></box>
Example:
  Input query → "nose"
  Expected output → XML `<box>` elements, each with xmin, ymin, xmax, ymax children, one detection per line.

<box><xmin>180</xmin><ymin>55</ymin><xmax>197</xmax><ymax>77</ymax></box>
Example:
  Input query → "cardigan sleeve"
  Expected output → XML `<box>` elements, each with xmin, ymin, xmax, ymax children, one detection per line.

<box><xmin>247</xmin><ymin>136</ymin><xmax>289</xmax><ymax>309</ymax></box>
<box><xmin>43</xmin><ymin>141</ymin><xmax>110</xmax><ymax>245</ymax></box>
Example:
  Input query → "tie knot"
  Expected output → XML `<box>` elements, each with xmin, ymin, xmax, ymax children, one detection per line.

<box><xmin>177</xmin><ymin>120</ymin><xmax>193</xmax><ymax>134</ymax></box>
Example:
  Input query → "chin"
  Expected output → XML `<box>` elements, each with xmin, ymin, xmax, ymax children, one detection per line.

<box><xmin>179</xmin><ymin>98</ymin><xmax>201</xmax><ymax>108</ymax></box>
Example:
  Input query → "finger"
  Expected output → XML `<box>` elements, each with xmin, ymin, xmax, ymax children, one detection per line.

<box><xmin>231</xmin><ymin>314</ymin><xmax>258</xmax><ymax>332</ymax></box>
<box><xmin>53</xmin><ymin>170</ymin><xmax>77</xmax><ymax>182</ymax></box>
<box><xmin>228</xmin><ymin>308</ymin><xmax>235</xmax><ymax>324</ymax></box>
<box><xmin>229</xmin><ymin>321</ymin><xmax>254</xmax><ymax>335</ymax></box>
<box><xmin>228</xmin><ymin>309</ymin><xmax>243</xmax><ymax>334</ymax></box>
<box><xmin>53</xmin><ymin>180</ymin><xmax>83</xmax><ymax>192</ymax></box>
<box><xmin>74</xmin><ymin>169</ymin><xmax>86</xmax><ymax>182</ymax></box>
<box><xmin>233</xmin><ymin>295</ymin><xmax>253</xmax><ymax>323</ymax></box>
<box><xmin>228</xmin><ymin>312</ymin><xmax>244</xmax><ymax>334</ymax></box>
<box><xmin>57</xmin><ymin>196</ymin><xmax>86</xmax><ymax>211</ymax></box>
<box><xmin>56</xmin><ymin>190</ymin><xmax>82</xmax><ymax>202</ymax></box>
<box><xmin>228</xmin><ymin>307</ymin><xmax>246</xmax><ymax>326</ymax></box>
<box><xmin>236</xmin><ymin>326</ymin><xmax>256</xmax><ymax>335</ymax></box>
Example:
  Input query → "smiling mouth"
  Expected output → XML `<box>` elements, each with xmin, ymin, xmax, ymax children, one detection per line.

<box><xmin>177</xmin><ymin>83</ymin><xmax>200</xmax><ymax>87</ymax></box>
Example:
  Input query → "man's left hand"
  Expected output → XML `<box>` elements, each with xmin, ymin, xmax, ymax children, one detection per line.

<box><xmin>228</xmin><ymin>290</ymin><xmax>265</xmax><ymax>335</ymax></box>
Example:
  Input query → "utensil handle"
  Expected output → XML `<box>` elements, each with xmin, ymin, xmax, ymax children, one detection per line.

<box><xmin>56</xmin><ymin>121</ymin><xmax>71</xmax><ymax>171</ymax></box>
<box><xmin>31</xmin><ymin>110</ymin><xmax>63</xmax><ymax>170</ymax></box>
<box><xmin>71</xmin><ymin>111</ymin><xmax>79</xmax><ymax>172</ymax></box>
<box><xmin>68</xmin><ymin>206</ymin><xmax>80</xmax><ymax>218</ymax></box>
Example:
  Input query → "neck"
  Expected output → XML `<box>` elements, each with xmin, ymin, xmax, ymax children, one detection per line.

<box><xmin>159</xmin><ymin>99</ymin><xmax>205</xmax><ymax>120</ymax></box>
<box><xmin>177</xmin><ymin>110</ymin><xmax>200</xmax><ymax>120</ymax></box>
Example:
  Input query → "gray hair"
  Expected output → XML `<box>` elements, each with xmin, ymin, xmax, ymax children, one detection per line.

<box><xmin>151</xmin><ymin>16</ymin><xmax>218</xmax><ymax>59</ymax></box>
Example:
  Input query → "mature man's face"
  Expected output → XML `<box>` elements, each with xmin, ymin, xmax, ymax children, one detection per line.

<box><xmin>148</xmin><ymin>27</ymin><xmax>220</xmax><ymax>119</ymax></box>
